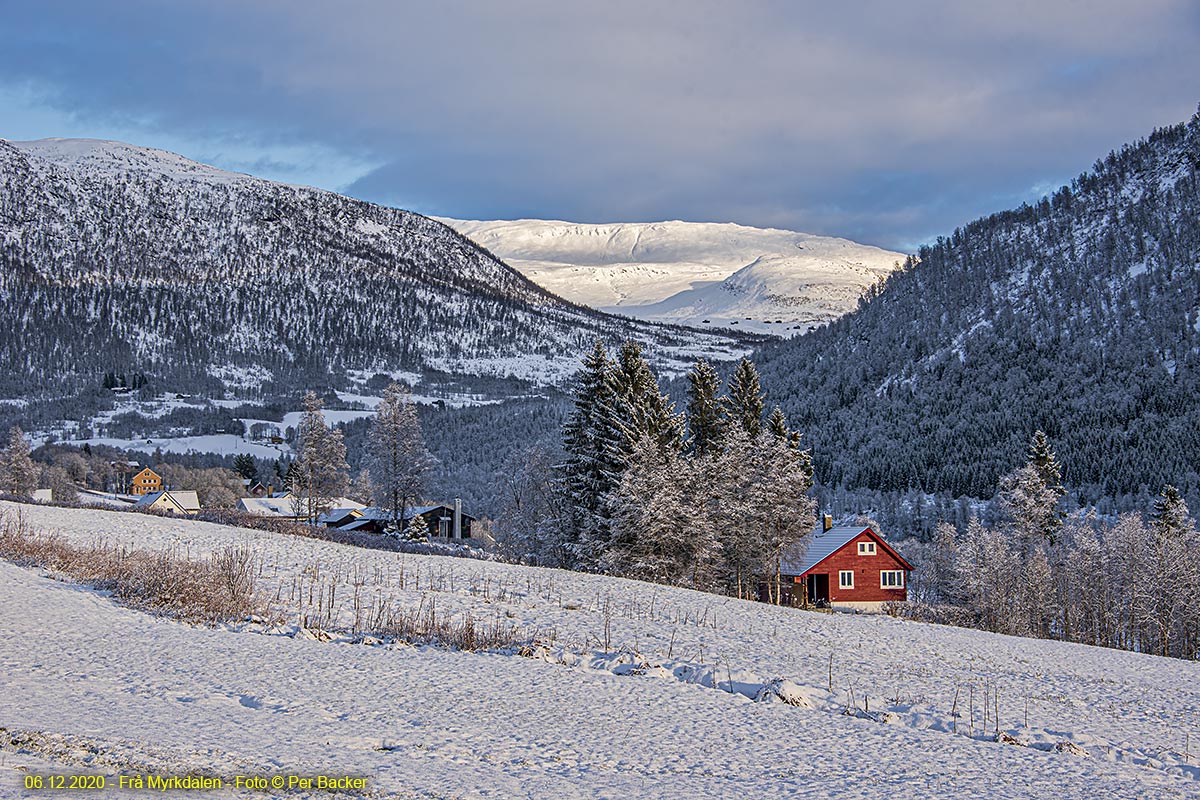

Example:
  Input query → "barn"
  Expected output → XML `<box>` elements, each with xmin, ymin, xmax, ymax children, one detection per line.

<box><xmin>769</xmin><ymin>519</ymin><xmax>913</xmax><ymax>612</ymax></box>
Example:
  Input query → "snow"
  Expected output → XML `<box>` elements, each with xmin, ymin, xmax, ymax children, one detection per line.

<box><xmin>10</xmin><ymin>139</ymin><xmax>257</xmax><ymax>187</ymax></box>
<box><xmin>59</xmin><ymin>434</ymin><xmax>286</xmax><ymax>460</ymax></box>
<box><xmin>444</xmin><ymin>218</ymin><xmax>905</xmax><ymax>336</ymax></box>
<box><xmin>3</xmin><ymin>502</ymin><xmax>1199</xmax><ymax>799</ymax></box>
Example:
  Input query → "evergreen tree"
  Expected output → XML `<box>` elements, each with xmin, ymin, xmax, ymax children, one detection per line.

<box><xmin>1151</xmin><ymin>484</ymin><xmax>1190</xmax><ymax>537</ymax></box>
<box><xmin>233</xmin><ymin>453</ymin><xmax>258</xmax><ymax>481</ymax></box>
<box><xmin>559</xmin><ymin>341</ymin><xmax>625</xmax><ymax>568</ymax></box>
<box><xmin>1027</xmin><ymin>430</ymin><xmax>1065</xmax><ymax>499</ymax></box>
<box><xmin>1</xmin><ymin>426</ymin><xmax>38</xmax><ymax>497</ymax></box>
<box><xmin>685</xmin><ymin>359</ymin><xmax>725</xmax><ymax>456</ymax></box>
<box><xmin>724</xmin><ymin>357</ymin><xmax>764</xmax><ymax>436</ymax></box>
<box><xmin>766</xmin><ymin>406</ymin><xmax>803</xmax><ymax>449</ymax></box>
<box><xmin>612</xmin><ymin>341</ymin><xmax>683</xmax><ymax>457</ymax></box>
<box><xmin>366</xmin><ymin>382</ymin><xmax>433</xmax><ymax>529</ymax></box>
<box><xmin>998</xmin><ymin>431</ymin><xmax>1067</xmax><ymax>545</ymax></box>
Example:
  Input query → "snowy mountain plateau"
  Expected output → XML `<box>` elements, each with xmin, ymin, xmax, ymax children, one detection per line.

<box><xmin>0</xmin><ymin>138</ymin><xmax>753</xmax><ymax>404</ymax></box>
<box><xmin>445</xmin><ymin>218</ymin><xmax>905</xmax><ymax>335</ymax></box>
<box><xmin>3</xmin><ymin>501</ymin><xmax>1199</xmax><ymax>799</ymax></box>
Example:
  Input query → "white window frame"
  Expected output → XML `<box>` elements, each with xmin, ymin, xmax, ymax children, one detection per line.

<box><xmin>880</xmin><ymin>570</ymin><xmax>905</xmax><ymax>589</ymax></box>
<box><xmin>839</xmin><ymin>570</ymin><xmax>854</xmax><ymax>589</ymax></box>
<box><xmin>857</xmin><ymin>541</ymin><xmax>877</xmax><ymax>555</ymax></box>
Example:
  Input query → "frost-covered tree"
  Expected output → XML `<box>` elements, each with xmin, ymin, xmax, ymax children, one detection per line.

<box><xmin>366</xmin><ymin>382</ymin><xmax>433</xmax><ymax>529</ymax></box>
<box><xmin>494</xmin><ymin>444</ymin><xmax>571</xmax><ymax>566</ymax></box>
<box><xmin>292</xmin><ymin>392</ymin><xmax>349</xmax><ymax>522</ymax></box>
<box><xmin>998</xmin><ymin>460</ymin><xmax>1065</xmax><ymax>547</ymax></box>
<box><xmin>1</xmin><ymin>426</ymin><xmax>38</xmax><ymax>497</ymax></box>
<box><xmin>711</xmin><ymin>426</ymin><xmax>815</xmax><ymax>600</ymax></box>
<box><xmin>685</xmin><ymin>359</ymin><xmax>725</xmax><ymax>456</ymax></box>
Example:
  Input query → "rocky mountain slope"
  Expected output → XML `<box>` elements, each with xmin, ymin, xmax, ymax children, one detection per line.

<box><xmin>0</xmin><ymin>139</ymin><xmax>750</xmax><ymax>399</ymax></box>
<box><xmin>756</xmin><ymin>113</ymin><xmax>1200</xmax><ymax>506</ymax></box>
<box><xmin>444</xmin><ymin>218</ymin><xmax>904</xmax><ymax>335</ymax></box>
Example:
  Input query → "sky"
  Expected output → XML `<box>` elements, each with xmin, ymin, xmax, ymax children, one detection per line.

<box><xmin>2</xmin><ymin>1</ymin><xmax>1198</xmax><ymax>252</ymax></box>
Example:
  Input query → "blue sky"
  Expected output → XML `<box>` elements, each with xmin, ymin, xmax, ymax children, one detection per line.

<box><xmin>2</xmin><ymin>1</ymin><xmax>1197</xmax><ymax>251</ymax></box>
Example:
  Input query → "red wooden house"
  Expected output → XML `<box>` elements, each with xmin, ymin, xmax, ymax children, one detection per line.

<box><xmin>771</xmin><ymin>520</ymin><xmax>914</xmax><ymax>612</ymax></box>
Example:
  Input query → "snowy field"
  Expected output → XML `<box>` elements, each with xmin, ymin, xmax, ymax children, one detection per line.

<box><xmin>2</xmin><ymin>502</ymin><xmax>1199</xmax><ymax>799</ymax></box>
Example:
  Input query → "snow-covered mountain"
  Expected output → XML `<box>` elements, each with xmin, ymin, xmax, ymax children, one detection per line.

<box><xmin>0</xmin><ymin>139</ymin><xmax>752</xmax><ymax>400</ymax></box>
<box><xmin>756</xmin><ymin>113</ymin><xmax>1200</xmax><ymax>504</ymax></box>
<box><xmin>444</xmin><ymin>218</ymin><xmax>905</xmax><ymax>335</ymax></box>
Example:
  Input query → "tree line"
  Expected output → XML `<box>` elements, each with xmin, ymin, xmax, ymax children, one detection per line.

<box><xmin>904</xmin><ymin>432</ymin><xmax>1200</xmax><ymax>660</ymax></box>
<box><xmin>496</xmin><ymin>342</ymin><xmax>817</xmax><ymax>600</ymax></box>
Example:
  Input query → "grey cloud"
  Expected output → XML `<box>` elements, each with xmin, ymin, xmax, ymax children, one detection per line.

<box><xmin>1</xmin><ymin>1</ymin><xmax>1197</xmax><ymax>249</ymax></box>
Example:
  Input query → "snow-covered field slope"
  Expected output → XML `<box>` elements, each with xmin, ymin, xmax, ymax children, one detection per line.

<box><xmin>444</xmin><ymin>219</ymin><xmax>905</xmax><ymax>335</ymax></box>
<box><xmin>3</xmin><ymin>502</ymin><xmax>1199</xmax><ymax>799</ymax></box>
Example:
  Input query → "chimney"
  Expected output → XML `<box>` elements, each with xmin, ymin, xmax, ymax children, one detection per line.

<box><xmin>822</xmin><ymin>514</ymin><xmax>833</xmax><ymax>533</ymax></box>
<box><xmin>454</xmin><ymin>498</ymin><xmax>462</xmax><ymax>540</ymax></box>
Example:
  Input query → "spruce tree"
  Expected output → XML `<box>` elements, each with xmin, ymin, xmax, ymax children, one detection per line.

<box><xmin>766</xmin><ymin>406</ymin><xmax>803</xmax><ymax>450</ymax></box>
<box><xmin>233</xmin><ymin>453</ymin><xmax>258</xmax><ymax>481</ymax></box>
<box><xmin>724</xmin><ymin>357</ymin><xmax>764</xmax><ymax>436</ymax></box>
<box><xmin>1151</xmin><ymin>485</ymin><xmax>1189</xmax><ymax>537</ymax></box>
<box><xmin>560</xmin><ymin>341</ymin><xmax>624</xmax><ymax>567</ymax></box>
<box><xmin>612</xmin><ymin>341</ymin><xmax>682</xmax><ymax>457</ymax></box>
<box><xmin>1027</xmin><ymin>430</ymin><xmax>1065</xmax><ymax>499</ymax></box>
<box><xmin>685</xmin><ymin>359</ymin><xmax>725</xmax><ymax>456</ymax></box>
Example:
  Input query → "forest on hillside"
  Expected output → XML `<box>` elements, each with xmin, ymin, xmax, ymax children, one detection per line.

<box><xmin>755</xmin><ymin>113</ymin><xmax>1200</xmax><ymax>513</ymax></box>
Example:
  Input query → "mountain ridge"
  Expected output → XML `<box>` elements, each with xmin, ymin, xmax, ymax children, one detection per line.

<box><xmin>0</xmin><ymin>138</ymin><xmax>753</xmax><ymax>401</ymax></box>
<box><xmin>443</xmin><ymin>217</ymin><xmax>904</xmax><ymax>335</ymax></box>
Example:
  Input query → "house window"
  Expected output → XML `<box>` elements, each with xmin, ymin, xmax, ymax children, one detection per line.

<box><xmin>857</xmin><ymin>541</ymin><xmax>876</xmax><ymax>555</ymax></box>
<box><xmin>437</xmin><ymin>518</ymin><xmax>450</xmax><ymax>537</ymax></box>
<box><xmin>839</xmin><ymin>570</ymin><xmax>854</xmax><ymax>589</ymax></box>
<box><xmin>881</xmin><ymin>570</ymin><xmax>905</xmax><ymax>589</ymax></box>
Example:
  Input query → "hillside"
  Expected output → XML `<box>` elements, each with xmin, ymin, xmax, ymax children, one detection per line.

<box><xmin>444</xmin><ymin>219</ymin><xmax>903</xmax><ymax>335</ymax></box>
<box><xmin>756</xmin><ymin>113</ymin><xmax>1200</xmax><ymax>508</ymax></box>
<box><xmin>3</xmin><ymin>502</ymin><xmax>1199</xmax><ymax>799</ymax></box>
<box><xmin>0</xmin><ymin>139</ymin><xmax>750</xmax><ymax>401</ymax></box>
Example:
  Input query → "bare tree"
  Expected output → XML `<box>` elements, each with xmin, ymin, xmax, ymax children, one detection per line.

<box><xmin>366</xmin><ymin>382</ymin><xmax>433</xmax><ymax>531</ymax></box>
<box><xmin>292</xmin><ymin>392</ymin><xmax>349</xmax><ymax>523</ymax></box>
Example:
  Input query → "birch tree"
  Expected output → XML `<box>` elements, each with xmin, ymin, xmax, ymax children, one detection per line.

<box><xmin>291</xmin><ymin>392</ymin><xmax>349</xmax><ymax>522</ymax></box>
<box><xmin>366</xmin><ymin>382</ymin><xmax>433</xmax><ymax>530</ymax></box>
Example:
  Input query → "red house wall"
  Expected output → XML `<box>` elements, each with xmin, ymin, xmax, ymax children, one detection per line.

<box><xmin>807</xmin><ymin>531</ymin><xmax>908</xmax><ymax>603</ymax></box>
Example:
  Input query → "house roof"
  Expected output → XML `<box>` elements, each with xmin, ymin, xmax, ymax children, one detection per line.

<box><xmin>780</xmin><ymin>525</ymin><xmax>913</xmax><ymax>575</ymax></box>
<box><xmin>336</xmin><ymin>504</ymin><xmax>476</xmax><ymax>530</ymax></box>
<box><xmin>135</xmin><ymin>490</ymin><xmax>200</xmax><ymax>513</ymax></box>
<box><xmin>316</xmin><ymin>507</ymin><xmax>364</xmax><ymax>525</ymax></box>
<box><xmin>239</xmin><ymin>496</ymin><xmax>365</xmax><ymax>518</ymax></box>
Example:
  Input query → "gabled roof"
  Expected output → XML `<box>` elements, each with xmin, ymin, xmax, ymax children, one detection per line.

<box><xmin>316</xmin><ymin>507</ymin><xmax>364</xmax><ymax>525</ymax></box>
<box><xmin>354</xmin><ymin>504</ymin><xmax>472</xmax><ymax>522</ymax></box>
<box><xmin>780</xmin><ymin>525</ymin><xmax>913</xmax><ymax>575</ymax></box>
<box><xmin>135</xmin><ymin>490</ymin><xmax>200</xmax><ymax>513</ymax></box>
<box><xmin>239</xmin><ymin>496</ymin><xmax>365</xmax><ymax>517</ymax></box>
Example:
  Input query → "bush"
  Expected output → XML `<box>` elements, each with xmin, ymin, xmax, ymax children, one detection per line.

<box><xmin>0</xmin><ymin>508</ymin><xmax>262</xmax><ymax>624</ymax></box>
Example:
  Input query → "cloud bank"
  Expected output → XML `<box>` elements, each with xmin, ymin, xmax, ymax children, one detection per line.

<box><xmin>2</xmin><ymin>1</ymin><xmax>1197</xmax><ymax>249</ymax></box>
